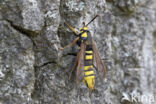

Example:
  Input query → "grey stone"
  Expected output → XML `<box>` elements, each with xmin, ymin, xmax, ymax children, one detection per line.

<box><xmin>0</xmin><ymin>0</ymin><xmax>156</xmax><ymax>104</ymax></box>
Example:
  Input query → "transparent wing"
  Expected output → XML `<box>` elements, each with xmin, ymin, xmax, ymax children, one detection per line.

<box><xmin>76</xmin><ymin>43</ymin><xmax>86</xmax><ymax>83</ymax></box>
<box><xmin>92</xmin><ymin>40</ymin><xmax>106</xmax><ymax>79</ymax></box>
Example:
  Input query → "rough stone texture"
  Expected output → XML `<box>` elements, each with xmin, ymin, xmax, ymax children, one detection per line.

<box><xmin>0</xmin><ymin>0</ymin><xmax>156</xmax><ymax>104</ymax></box>
<box><xmin>0</xmin><ymin>21</ymin><xmax>34</xmax><ymax>104</ymax></box>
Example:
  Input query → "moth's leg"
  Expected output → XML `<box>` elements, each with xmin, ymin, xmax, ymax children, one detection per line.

<box><xmin>64</xmin><ymin>22</ymin><xmax>78</xmax><ymax>35</ymax></box>
<box><xmin>69</xmin><ymin>52</ymin><xmax>80</xmax><ymax>80</ymax></box>
<box><xmin>59</xmin><ymin>37</ymin><xmax>79</xmax><ymax>50</ymax></box>
<box><xmin>93</xmin><ymin>64</ymin><xmax>98</xmax><ymax>71</ymax></box>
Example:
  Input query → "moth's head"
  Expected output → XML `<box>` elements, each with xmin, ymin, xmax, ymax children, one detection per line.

<box><xmin>79</xmin><ymin>26</ymin><xmax>88</xmax><ymax>32</ymax></box>
<box><xmin>79</xmin><ymin>22</ymin><xmax>88</xmax><ymax>32</ymax></box>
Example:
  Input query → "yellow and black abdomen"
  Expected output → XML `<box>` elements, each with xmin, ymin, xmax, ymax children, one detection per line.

<box><xmin>83</xmin><ymin>50</ymin><xmax>95</xmax><ymax>90</ymax></box>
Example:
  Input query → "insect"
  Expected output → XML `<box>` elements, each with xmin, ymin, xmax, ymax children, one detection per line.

<box><xmin>60</xmin><ymin>15</ymin><xmax>106</xmax><ymax>90</ymax></box>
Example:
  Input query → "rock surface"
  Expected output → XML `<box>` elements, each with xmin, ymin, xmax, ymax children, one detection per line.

<box><xmin>0</xmin><ymin>0</ymin><xmax>156</xmax><ymax>104</ymax></box>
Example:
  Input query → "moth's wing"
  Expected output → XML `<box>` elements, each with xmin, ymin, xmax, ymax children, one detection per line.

<box><xmin>76</xmin><ymin>43</ymin><xmax>86</xmax><ymax>83</ymax></box>
<box><xmin>92</xmin><ymin>40</ymin><xmax>106</xmax><ymax>79</ymax></box>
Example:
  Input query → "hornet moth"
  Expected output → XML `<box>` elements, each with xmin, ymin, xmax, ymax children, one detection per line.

<box><xmin>60</xmin><ymin>15</ymin><xmax>106</xmax><ymax>90</ymax></box>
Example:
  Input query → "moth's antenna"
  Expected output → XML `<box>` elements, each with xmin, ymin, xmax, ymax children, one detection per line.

<box><xmin>82</xmin><ymin>22</ymin><xmax>85</xmax><ymax>28</ymax></box>
<box><xmin>86</xmin><ymin>15</ymin><xmax>99</xmax><ymax>26</ymax></box>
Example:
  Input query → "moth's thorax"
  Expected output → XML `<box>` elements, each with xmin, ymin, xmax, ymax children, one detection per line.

<box><xmin>79</xmin><ymin>28</ymin><xmax>92</xmax><ymax>46</ymax></box>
